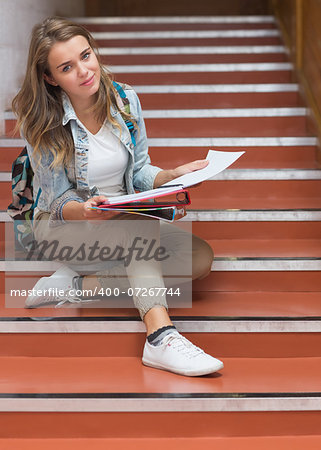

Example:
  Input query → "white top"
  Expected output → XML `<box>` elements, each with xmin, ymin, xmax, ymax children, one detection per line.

<box><xmin>84</xmin><ymin>120</ymin><xmax>129</xmax><ymax>196</ymax></box>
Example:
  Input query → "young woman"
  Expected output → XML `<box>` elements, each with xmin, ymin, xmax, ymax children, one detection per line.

<box><xmin>12</xmin><ymin>16</ymin><xmax>223</xmax><ymax>377</ymax></box>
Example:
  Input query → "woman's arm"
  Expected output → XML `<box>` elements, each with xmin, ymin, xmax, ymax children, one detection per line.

<box><xmin>127</xmin><ymin>88</ymin><xmax>210</xmax><ymax>191</ymax></box>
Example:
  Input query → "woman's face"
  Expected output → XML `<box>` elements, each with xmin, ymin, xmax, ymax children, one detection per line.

<box><xmin>44</xmin><ymin>35</ymin><xmax>101</xmax><ymax>108</ymax></box>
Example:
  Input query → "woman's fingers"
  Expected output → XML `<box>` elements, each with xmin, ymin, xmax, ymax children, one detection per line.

<box><xmin>82</xmin><ymin>196</ymin><xmax>121</xmax><ymax>221</ymax></box>
<box><xmin>175</xmin><ymin>159</ymin><xmax>209</xmax><ymax>177</ymax></box>
<box><xmin>89</xmin><ymin>195</ymin><xmax>108</xmax><ymax>206</ymax></box>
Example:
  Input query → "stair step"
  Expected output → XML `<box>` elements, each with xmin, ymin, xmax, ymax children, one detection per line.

<box><xmin>4</xmin><ymin>85</ymin><xmax>302</xmax><ymax>129</ymax></box>
<box><xmin>1</xmin><ymin>238</ymin><xmax>320</xmax><ymax>259</ymax></box>
<box><xmin>87</xmin><ymin>20</ymin><xmax>278</xmax><ymax>30</ymax></box>
<box><xmin>1</xmin><ymin>257</ymin><xmax>321</xmax><ymax>272</ymax></box>
<box><xmin>135</xmin><ymin>83</ymin><xmax>301</xmax><ymax>110</ymax></box>
<box><xmin>0</xmin><ymin>357</ymin><xmax>320</xmax><ymax>417</ymax></box>
<box><xmin>103</xmin><ymin>53</ymin><xmax>288</xmax><ymax>65</ymax></box>
<box><xmin>114</xmin><ymin>70</ymin><xmax>292</xmax><ymax>85</ymax></box>
<box><xmin>149</xmin><ymin>146</ymin><xmax>319</xmax><ymax>169</ymax></box>
<box><xmin>1</xmin><ymin>411</ymin><xmax>321</xmax><ymax>439</ymax></box>
<box><xmin>1</xmin><ymin>260</ymin><xmax>320</xmax><ymax>286</ymax></box>
<box><xmin>1</xmin><ymin>137</ymin><xmax>317</xmax><ymax>169</ymax></box>
<box><xmin>139</xmin><ymin>91</ymin><xmax>300</xmax><ymax>109</ymax></box>
<box><xmin>193</xmin><ymin>218</ymin><xmax>321</xmax><ymax>239</ymax></box>
<box><xmin>2</xmin><ymin>179</ymin><xmax>321</xmax><ymax>209</ymax></box>
<box><xmin>194</xmin><ymin>271</ymin><xmax>320</xmax><ymax>291</ymax></box>
<box><xmin>82</xmin><ymin>21</ymin><xmax>278</xmax><ymax>33</ymax></box>
<box><xmin>148</xmin><ymin>107</ymin><xmax>307</xmax><ymax>138</ymax></box>
<box><xmin>0</xmin><ymin>355</ymin><xmax>320</xmax><ymax>395</ymax></box>
<box><xmin>148</xmin><ymin>137</ymin><xmax>317</xmax><ymax>146</ymax></box>
<box><xmin>1</xmin><ymin>291</ymin><xmax>321</xmax><ymax>318</ymax></box>
<box><xmin>209</xmin><ymin>239</ymin><xmax>321</xmax><ymax>257</ymax></box>
<box><xmin>93</xmin><ymin>30</ymin><xmax>282</xmax><ymax>48</ymax></box>
<box><xmin>1</xmin><ymin>150</ymin><xmax>320</xmax><ymax>170</ymax></box>
<box><xmin>143</xmin><ymin>107</ymin><xmax>306</xmax><ymax>117</ymax></box>
<box><xmin>0</xmin><ymin>410</ymin><xmax>319</xmax><ymax>438</ymax></box>
<box><xmin>137</xmin><ymin>83</ymin><xmax>298</xmax><ymax>92</ymax></box>
<box><xmin>111</xmin><ymin>62</ymin><xmax>291</xmax><ymax>72</ymax></box>
<box><xmin>149</xmin><ymin>137</ymin><xmax>319</xmax><ymax>169</ymax></box>
<box><xmin>100</xmin><ymin>45</ymin><xmax>284</xmax><ymax>55</ymax></box>
<box><xmin>2</xmin><ymin>169</ymin><xmax>321</xmax><ymax>182</ymax></box>
<box><xmin>0</xmin><ymin>326</ymin><xmax>320</xmax><ymax>358</ymax></box>
<box><xmin>143</xmin><ymin>108</ymin><xmax>307</xmax><ymax>135</ymax></box>
<box><xmin>0</xmin><ymin>317</ymin><xmax>320</xmax><ymax>333</ymax></box>
<box><xmin>1</xmin><ymin>436</ymin><xmax>321</xmax><ymax>450</ymax></box>
<box><xmin>110</xmin><ymin>62</ymin><xmax>291</xmax><ymax>84</ymax></box>
<box><xmin>145</xmin><ymin>117</ymin><xmax>307</xmax><ymax>138</ymax></box>
<box><xmin>190</xmin><ymin>181</ymin><xmax>321</xmax><ymax>209</ymax></box>
<box><xmin>2</xmin><ymin>209</ymin><xmax>321</xmax><ymax>236</ymax></box>
<box><xmin>76</xmin><ymin>16</ymin><xmax>277</xmax><ymax>24</ymax></box>
<box><xmin>97</xmin><ymin>36</ymin><xmax>284</xmax><ymax>48</ymax></box>
<box><xmin>93</xmin><ymin>30</ymin><xmax>281</xmax><ymax>40</ymax></box>
<box><xmin>0</xmin><ymin>144</ymin><xmax>320</xmax><ymax>172</ymax></box>
<box><xmin>6</xmin><ymin>94</ymin><xmax>305</xmax><ymax>139</ymax></box>
<box><xmin>4</xmin><ymin>114</ymin><xmax>310</xmax><ymax>137</ymax></box>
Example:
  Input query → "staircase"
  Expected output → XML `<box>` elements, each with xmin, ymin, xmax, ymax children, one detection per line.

<box><xmin>0</xmin><ymin>15</ymin><xmax>321</xmax><ymax>448</ymax></box>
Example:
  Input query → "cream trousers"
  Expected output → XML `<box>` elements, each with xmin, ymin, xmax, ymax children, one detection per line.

<box><xmin>32</xmin><ymin>213</ymin><xmax>212</xmax><ymax>319</ymax></box>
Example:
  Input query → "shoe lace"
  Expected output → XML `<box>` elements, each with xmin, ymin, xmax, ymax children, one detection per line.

<box><xmin>54</xmin><ymin>290</ymin><xmax>97</xmax><ymax>308</ymax></box>
<box><xmin>55</xmin><ymin>294</ymin><xmax>82</xmax><ymax>308</ymax></box>
<box><xmin>164</xmin><ymin>333</ymin><xmax>204</xmax><ymax>359</ymax></box>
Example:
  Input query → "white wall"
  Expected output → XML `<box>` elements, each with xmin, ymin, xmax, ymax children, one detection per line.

<box><xmin>0</xmin><ymin>0</ymin><xmax>85</xmax><ymax>135</ymax></box>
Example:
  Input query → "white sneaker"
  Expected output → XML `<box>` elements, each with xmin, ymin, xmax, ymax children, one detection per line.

<box><xmin>142</xmin><ymin>331</ymin><xmax>224</xmax><ymax>376</ymax></box>
<box><xmin>25</xmin><ymin>266</ymin><xmax>81</xmax><ymax>308</ymax></box>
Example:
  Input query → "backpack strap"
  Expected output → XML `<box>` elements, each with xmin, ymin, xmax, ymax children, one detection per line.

<box><xmin>112</xmin><ymin>81</ymin><xmax>136</xmax><ymax>147</ymax></box>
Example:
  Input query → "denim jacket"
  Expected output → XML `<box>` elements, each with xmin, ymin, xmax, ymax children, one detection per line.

<box><xmin>25</xmin><ymin>84</ymin><xmax>162</xmax><ymax>226</ymax></box>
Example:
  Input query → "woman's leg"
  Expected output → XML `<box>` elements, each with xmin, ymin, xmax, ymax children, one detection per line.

<box><xmin>27</xmin><ymin>213</ymin><xmax>223</xmax><ymax>376</ymax></box>
<box><xmin>29</xmin><ymin>212</ymin><xmax>168</xmax><ymax>318</ymax></box>
<box><xmin>84</xmin><ymin>221</ymin><xmax>214</xmax><ymax>322</ymax></box>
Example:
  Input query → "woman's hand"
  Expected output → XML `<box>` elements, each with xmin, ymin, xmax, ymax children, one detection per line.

<box><xmin>62</xmin><ymin>196</ymin><xmax>119</xmax><ymax>221</ymax></box>
<box><xmin>173</xmin><ymin>159</ymin><xmax>209</xmax><ymax>189</ymax></box>
<box><xmin>153</xmin><ymin>159</ymin><xmax>209</xmax><ymax>188</ymax></box>
<box><xmin>83</xmin><ymin>195</ymin><xmax>119</xmax><ymax>220</ymax></box>
<box><xmin>173</xmin><ymin>159</ymin><xmax>209</xmax><ymax>178</ymax></box>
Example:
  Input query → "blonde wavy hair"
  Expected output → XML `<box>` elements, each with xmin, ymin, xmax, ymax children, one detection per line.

<box><xmin>12</xmin><ymin>16</ymin><xmax>135</xmax><ymax>168</ymax></box>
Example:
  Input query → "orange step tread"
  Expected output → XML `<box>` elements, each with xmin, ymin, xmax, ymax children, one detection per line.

<box><xmin>112</xmin><ymin>71</ymin><xmax>291</xmax><ymax>85</ymax></box>
<box><xmin>1</xmin><ymin>145</ymin><xmax>319</xmax><ymax>171</ymax></box>
<box><xmin>104</xmin><ymin>53</ymin><xmax>288</xmax><ymax>65</ymax></box>
<box><xmin>1</xmin><ymin>238</ymin><xmax>320</xmax><ymax>259</ymax></box>
<box><xmin>139</xmin><ymin>92</ymin><xmax>301</xmax><ymax>109</ymax></box>
<box><xmin>1</xmin><ymin>356</ymin><xmax>321</xmax><ymax>393</ymax></box>
<box><xmin>1</xmin><ymin>411</ymin><xmax>320</xmax><ymax>439</ymax></box>
<box><xmin>84</xmin><ymin>23</ymin><xmax>279</xmax><ymax>32</ymax></box>
<box><xmin>144</xmin><ymin>117</ymin><xmax>307</xmax><ymax>137</ymax></box>
<box><xmin>207</xmin><ymin>238</ymin><xmax>321</xmax><ymax>257</ymax></box>
<box><xmin>1</xmin><ymin>436</ymin><xmax>321</xmax><ymax>450</ymax></box>
<box><xmin>2</xmin><ymin>180</ymin><xmax>321</xmax><ymax>210</ymax></box>
<box><xmin>1</xmin><ymin>291</ymin><xmax>320</xmax><ymax>318</ymax></box>
<box><xmin>96</xmin><ymin>37</ymin><xmax>282</xmax><ymax>47</ymax></box>
<box><xmin>1</xmin><ymin>333</ymin><xmax>320</xmax><ymax>358</ymax></box>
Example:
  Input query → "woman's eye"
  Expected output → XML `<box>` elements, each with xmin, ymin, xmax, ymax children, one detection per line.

<box><xmin>62</xmin><ymin>65</ymin><xmax>71</xmax><ymax>73</ymax></box>
<box><xmin>82</xmin><ymin>52</ymin><xmax>90</xmax><ymax>60</ymax></box>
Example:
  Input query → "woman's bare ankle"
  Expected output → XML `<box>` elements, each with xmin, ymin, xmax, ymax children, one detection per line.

<box><xmin>143</xmin><ymin>306</ymin><xmax>173</xmax><ymax>335</ymax></box>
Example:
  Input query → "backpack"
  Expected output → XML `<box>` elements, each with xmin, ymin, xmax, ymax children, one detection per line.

<box><xmin>7</xmin><ymin>81</ymin><xmax>136</xmax><ymax>252</ymax></box>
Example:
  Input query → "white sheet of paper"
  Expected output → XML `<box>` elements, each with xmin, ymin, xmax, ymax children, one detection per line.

<box><xmin>100</xmin><ymin>149</ymin><xmax>245</xmax><ymax>205</ymax></box>
<box><xmin>100</xmin><ymin>185</ymin><xmax>182</xmax><ymax>205</ymax></box>
<box><xmin>163</xmin><ymin>150</ymin><xmax>245</xmax><ymax>188</ymax></box>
